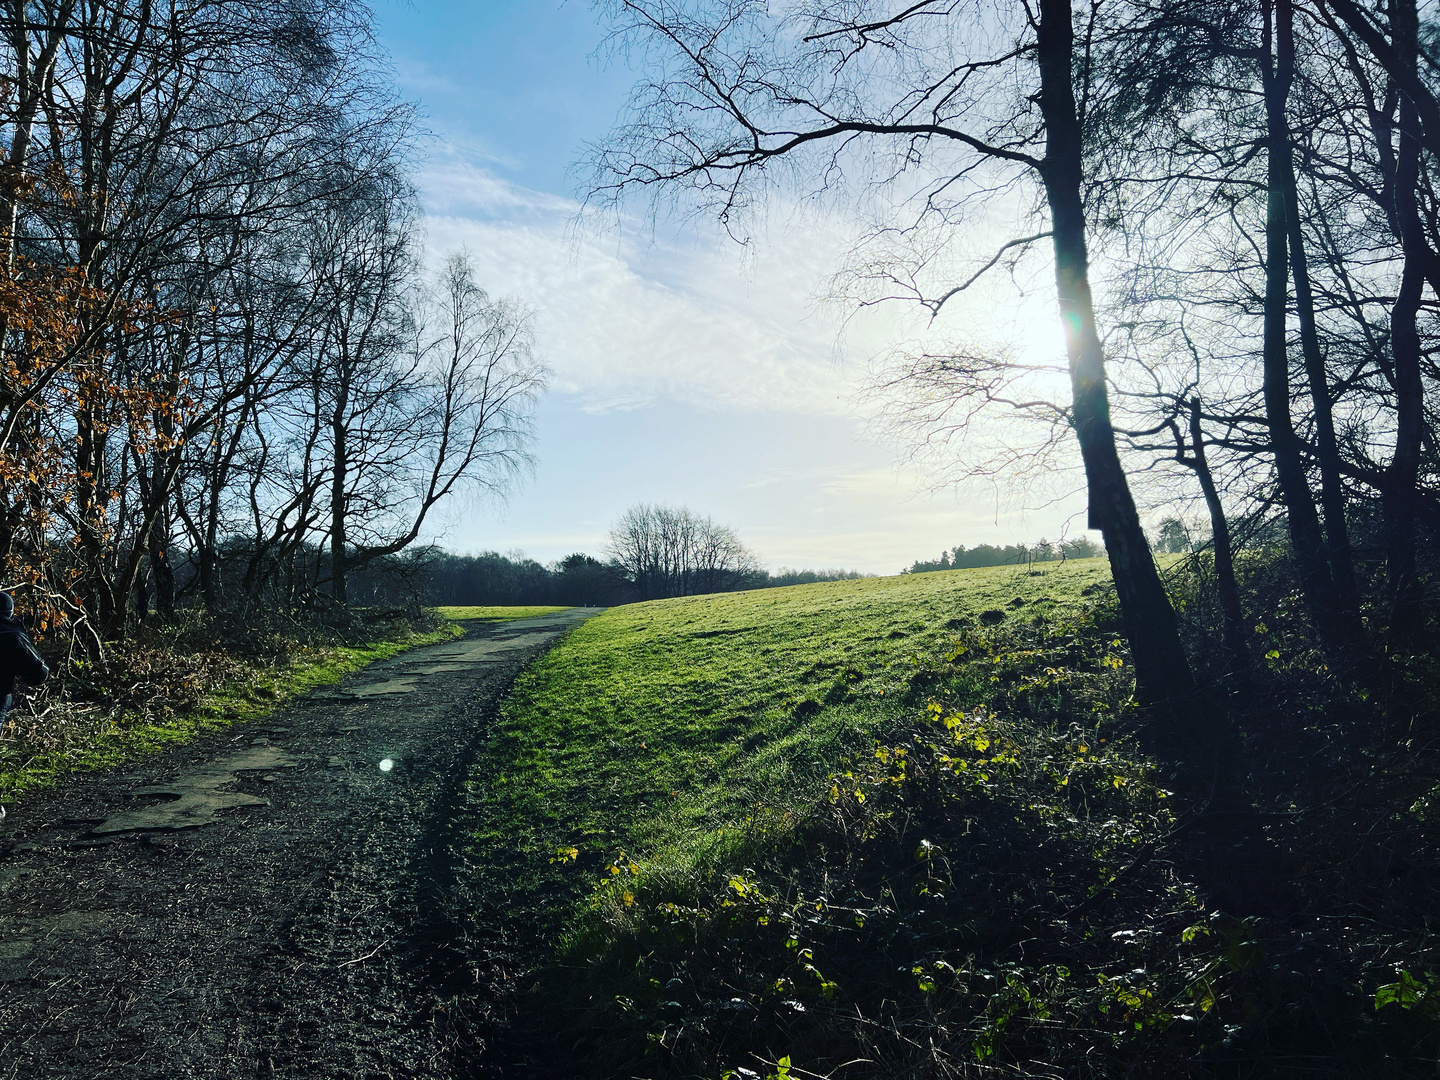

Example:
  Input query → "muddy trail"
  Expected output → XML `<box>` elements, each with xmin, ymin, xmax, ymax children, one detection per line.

<box><xmin>0</xmin><ymin>608</ymin><xmax>600</xmax><ymax>1080</ymax></box>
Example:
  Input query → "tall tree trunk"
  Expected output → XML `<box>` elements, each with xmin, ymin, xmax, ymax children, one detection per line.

<box><xmin>0</xmin><ymin>1</ymin><xmax>72</xmax><ymax>270</ymax></box>
<box><xmin>1385</xmin><ymin>0</ymin><xmax>1426</xmax><ymax>630</ymax></box>
<box><xmin>147</xmin><ymin>356</ymin><xmax>180</xmax><ymax>623</ymax></box>
<box><xmin>115</xmin><ymin>450</ymin><xmax>184</xmax><ymax>635</ymax></box>
<box><xmin>330</xmin><ymin>393</ymin><xmax>349</xmax><ymax>607</ymax></box>
<box><xmin>1188</xmin><ymin>398</ymin><xmax>1250</xmax><ymax>676</ymax></box>
<box><xmin>200</xmin><ymin>467</ymin><xmax>223</xmax><ymax>613</ymax></box>
<box><xmin>1036</xmin><ymin>0</ymin><xmax>1201</xmax><ymax>745</ymax></box>
<box><xmin>1327</xmin><ymin>0</ymin><xmax>1440</xmax><ymax>165</ymax></box>
<box><xmin>1262</xmin><ymin>0</ymin><xmax>1341</xmax><ymax>643</ymax></box>
<box><xmin>133</xmin><ymin>567</ymin><xmax>150</xmax><ymax>624</ymax></box>
<box><xmin>175</xmin><ymin>490</ymin><xmax>221</xmax><ymax>614</ymax></box>
<box><xmin>74</xmin><ymin>401</ymin><xmax>118</xmax><ymax>638</ymax></box>
<box><xmin>149</xmin><ymin>521</ymin><xmax>175</xmax><ymax>621</ymax></box>
<box><xmin>1283</xmin><ymin>173</ymin><xmax>1358</xmax><ymax>611</ymax></box>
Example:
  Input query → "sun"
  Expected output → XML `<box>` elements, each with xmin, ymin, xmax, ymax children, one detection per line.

<box><xmin>1010</xmin><ymin>294</ymin><xmax>1070</xmax><ymax>370</ymax></box>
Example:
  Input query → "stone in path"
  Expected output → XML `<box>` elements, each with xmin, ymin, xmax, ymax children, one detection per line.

<box><xmin>90</xmin><ymin>746</ymin><xmax>297</xmax><ymax>835</ymax></box>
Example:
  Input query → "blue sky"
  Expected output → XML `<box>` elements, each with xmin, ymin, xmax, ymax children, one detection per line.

<box><xmin>373</xmin><ymin>0</ymin><xmax>1089</xmax><ymax>573</ymax></box>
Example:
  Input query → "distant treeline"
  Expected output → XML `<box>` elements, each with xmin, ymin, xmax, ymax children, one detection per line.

<box><xmin>903</xmin><ymin>537</ymin><xmax>1103</xmax><ymax>575</ymax></box>
<box><xmin>345</xmin><ymin>548</ymin><xmax>871</xmax><ymax>608</ymax></box>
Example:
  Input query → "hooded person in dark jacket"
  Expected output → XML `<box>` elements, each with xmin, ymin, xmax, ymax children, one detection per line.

<box><xmin>0</xmin><ymin>592</ymin><xmax>47</xmax><ymax>725</ymax></box>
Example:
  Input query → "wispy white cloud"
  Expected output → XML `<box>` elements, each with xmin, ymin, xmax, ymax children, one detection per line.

<box><xmin>410</xmin><ymin>151</ymin><xmax>1100</xmax><ymax>569</ymax></box>
<box><xmin>414</xmin><ymin>153</ymin><xmax>903</xmax><ymax>417</ymax></box>
<box><xmin>378</xmin><ymin>5</ymin><xmax>1109</xmax><ymax>570</ymax></box>
<box><xmin>420</xmin><ymin>148</ymin><xmax>577</xmax><ymax>219</ymax></box>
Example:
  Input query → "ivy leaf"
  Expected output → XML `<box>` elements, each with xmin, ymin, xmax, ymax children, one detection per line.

<box><xmin>1376</xmin><ymin>970</ymin><xmax>1426</xmax><ymax>1010</ymax></box>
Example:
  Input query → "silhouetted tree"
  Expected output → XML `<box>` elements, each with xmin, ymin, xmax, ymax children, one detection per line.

<box><xmin>591</xmin><ymin>0</ymin><xmax>1200</xmax><ymax>729</ymax></box>
<box><xmin>605</xmin><ymin>504</ymin><xmax>762</xmax><ymax>600</ymax></box>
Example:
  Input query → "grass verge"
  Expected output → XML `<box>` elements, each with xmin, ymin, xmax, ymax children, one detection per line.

<box><xmin>437</xmin><ymin>605</ymin><xmax>572</xmax><ymax>622</ymax></box>
<box><xmin>0</xmin><ymin>612</ymin><xmax>463</xmax><ymax>802</ymax></box>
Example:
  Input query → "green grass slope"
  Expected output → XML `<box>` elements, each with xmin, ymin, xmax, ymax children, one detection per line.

<box><xmin>467</xmin><ymin>560</ymin><xmax>1111</xmax><ymax>874</ymax></box>
<box><xmin>451</xmin><ymin>559</ymin><xmax>1199</xmax><ymax>1074</ymax></box>
<box><xmin>456</xmin><ymin>554</ymin><xmax>1440</xmax><ymax>1080</ymax></box>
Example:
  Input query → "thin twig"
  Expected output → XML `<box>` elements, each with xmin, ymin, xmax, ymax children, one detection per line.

<box><xmin>337</xmin><ymin>940</ymin><xmax>388</xmax><ymax>969</ymax></box>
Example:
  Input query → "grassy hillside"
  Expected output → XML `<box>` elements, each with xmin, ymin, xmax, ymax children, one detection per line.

<box><xmin>466</xmin><ymin>560</ymin><xmax>1111</xmax><ymax>874</ymax></box>
<box><xmin>451</xmin><ymin>560</ymin><xmax>1173</xmax><ymax>1071</ymax></box>
<box><xmin>453</xmin><ymin>559</ymin><xmax>1440</xmax><ymax>1079</ymax></box>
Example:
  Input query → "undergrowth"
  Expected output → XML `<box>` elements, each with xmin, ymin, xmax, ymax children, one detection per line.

<box><xmin>0</xmin><ymin>607</ymin><xmax>462</xmax><ymax>801</ymax></box>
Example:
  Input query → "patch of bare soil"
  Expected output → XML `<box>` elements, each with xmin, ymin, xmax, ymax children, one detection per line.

<box><xmin>0</xmin><ymin>608</ymin><xmax>600</xmax><ymax>1080</ymax></box>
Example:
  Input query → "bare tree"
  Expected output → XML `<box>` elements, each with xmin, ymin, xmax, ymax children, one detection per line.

<box><xmin>1040</xmin><ymin>0</ymin><xmax>1440</xmax><ymax>675</ymax></box>
<box><xmin>0</xmin><ymin>0</ymin><xmax>428</xmax><ymax>641</ymax></box>
<box><xmin>590</xmin><ymin>0</ymin><xmax>1200</xmax><ymax>734</ymax></box>
<box><xmin>0</xmin><ymin>0</ymin><xmax>558</xmax><ymax>652</ymax></box>
<box><xmin>306</xmin><ymin>211</ymin><xmax>547</xmax><ymax>605</ymax></box>
<box><xmin>606</xmin><ymin>504</ymin><xmax>761</xmax><ymax>600</ymax></box>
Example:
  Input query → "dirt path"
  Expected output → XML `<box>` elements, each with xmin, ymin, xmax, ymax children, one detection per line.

<box><xmin>0</xmin><ymin>608</ymin><xmax>600</xmax><ymax>1080</ymax></box>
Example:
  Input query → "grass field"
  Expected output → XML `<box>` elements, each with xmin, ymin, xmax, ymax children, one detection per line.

<box><xmin>451</xmin><ymin>559</ymin><xmax>1171</xmax><ymax>1074</ymax></box>
<box><xmin>463</xmin><ymin>560</ymin><xmax>1113</xmax><ymax>874</ymax></box>
<box><xmin>454</xmin><ymin>557</ymin><xmax>1440</xmax><ymax>1079</ymax></box>
<box><xmin>436</xmin><ymin>605</ymin><xmax>571</xmax><ymax>621</ymax></box>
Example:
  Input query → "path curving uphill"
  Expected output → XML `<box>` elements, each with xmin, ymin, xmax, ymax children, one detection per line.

<box><xmin>0</xmin><ymin>608</ymin><xmax>600</xmax><ymax>1080</ymax></box>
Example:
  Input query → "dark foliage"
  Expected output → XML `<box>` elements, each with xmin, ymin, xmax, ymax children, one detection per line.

<box><xmin>294</xmin><ymin>546</ymin><xmax>874</xmax><ymax>609</ymax></box>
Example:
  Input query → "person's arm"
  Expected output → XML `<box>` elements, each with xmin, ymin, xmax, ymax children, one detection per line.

<box><xmin>15</xmin><ymin>633</ymin><xmax>47</xmax><ymax>686</ymax></box>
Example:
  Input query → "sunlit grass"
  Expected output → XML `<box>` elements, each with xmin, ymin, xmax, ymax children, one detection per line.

<box><xmin>459</xmin><ymin>559</ymin><xmax>1113</xmax><ymax>901</ymax></box>
<box><xmin>437</xmin><ymin>605</ymin><xmax>571</xmax><ymax>622</ymax></box>
<box><xmin>450</xmin><ymin>560</ymin><xmax>1246</xmax><ymax>1077</ymax></box>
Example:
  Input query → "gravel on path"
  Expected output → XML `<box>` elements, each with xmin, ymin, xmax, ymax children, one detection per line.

<box><xmin>0</xmin><ymin>607</ymin><xmax>601</xmax><ymax>1080</ymax></box>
